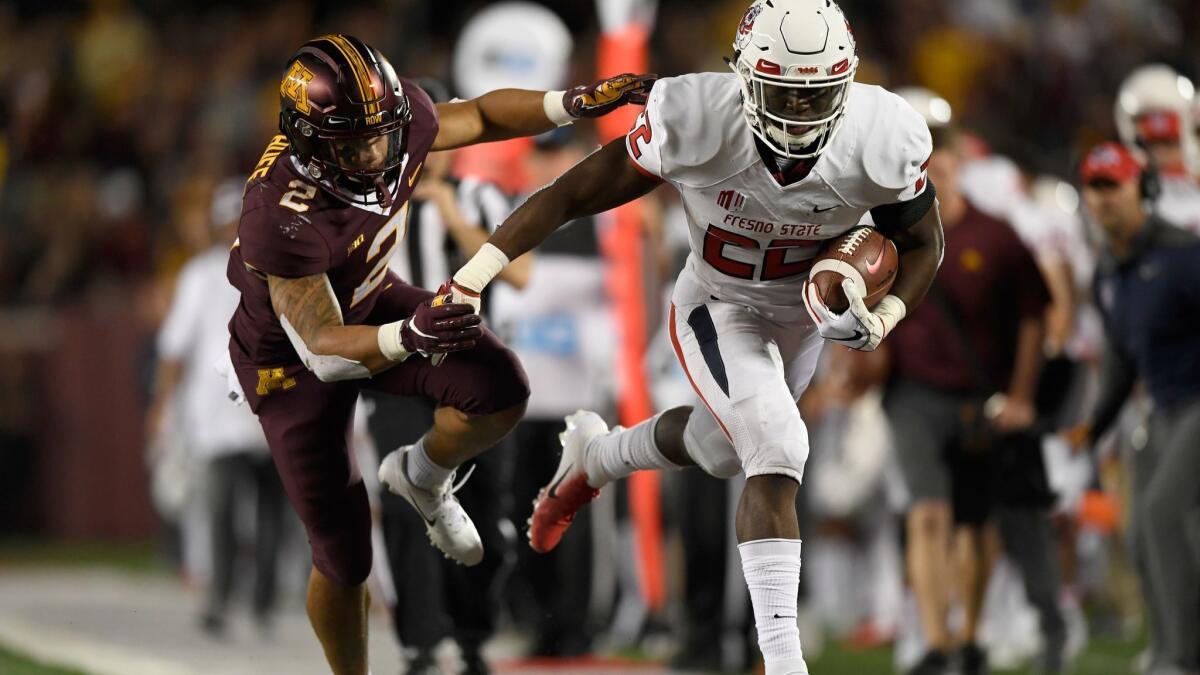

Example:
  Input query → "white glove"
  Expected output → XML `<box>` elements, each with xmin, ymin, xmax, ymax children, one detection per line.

<box><xmin>803</xmin><ymin>277</ymin><xmax>872</xmax><ymax>349</ymax></box>
<box><xmin>844</xmin><ymin>279</ymin><xmax>906</xmax><ymax>352</ymax></box>
<box><xmin>428</xmin><ymin>280</ymin><xmax>483</xmax><ymax>366</ymax></box>
<box><xmin>437</xmin><ymin>279</ymin><xmax>482</xmax><ymax>314</ymax></box>
<box><xmin>803</xmin><ymin>278</ymin><xmax>906</xmax><ymax>352</ymax></box>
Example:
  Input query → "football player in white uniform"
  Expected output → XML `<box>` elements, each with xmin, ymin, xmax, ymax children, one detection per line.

<box><xmin>450</xmin><ymin>1</ymin><xmax>943</xmax><ymax>672</ymax></box>
<box><xmin>1115</xmin><ymin>64</ymin><xmax>1200</xmax><ymax>234</ymax></box>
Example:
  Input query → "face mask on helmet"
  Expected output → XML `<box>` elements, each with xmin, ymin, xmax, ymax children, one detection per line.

<box><xmin>303</xmin><ymin>122</ymin><xmax>409</xmax><ymax>208</ymax></box>
<box><xmin>755</xmin><ymin>80</ymin><xmax>850</xmax><ymax>151</ymax></box>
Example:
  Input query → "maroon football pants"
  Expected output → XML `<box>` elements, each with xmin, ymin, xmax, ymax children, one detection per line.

<box><xmin>232</xmin><ymin>278</ymin><xmax>529</xmax><ymax>586</ymax></box>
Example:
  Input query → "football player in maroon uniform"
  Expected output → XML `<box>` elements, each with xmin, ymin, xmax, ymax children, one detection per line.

<box><xmin>227</xmin><ymin>34</ymin><xmax>653</xmax><ymax>674</ymax></box>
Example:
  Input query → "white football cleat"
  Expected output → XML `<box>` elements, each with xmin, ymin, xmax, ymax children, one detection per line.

<box><xmin>379</xmin><ymin>446</ymin><xmax>483</xmax><ymax>566</ymax></box>
<box><xmin>528</xmin><ymin>410</ymin><xmax>610</xmax><ymax>553</ymax></box>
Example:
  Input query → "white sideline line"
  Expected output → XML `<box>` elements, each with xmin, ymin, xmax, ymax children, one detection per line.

<box><xmin>0</xmin><ymin>610</ymin><xmax>200</xmax><ymax>675</ymax></box>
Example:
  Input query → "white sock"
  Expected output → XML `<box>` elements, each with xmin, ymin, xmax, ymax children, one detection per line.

<box><xmin>739</xmin><ymin>538</ymin><xmax>807</xmax><ymax>675</ymax></box>
<box><xmin>583</xmin><ymin>411</ymin><xmax>683</xmax><ymax>488</ymax></box>
<box><xmin>406</xmin><ymin>436</ymin><xmax>452</xmax><ymax>490</ymax></box>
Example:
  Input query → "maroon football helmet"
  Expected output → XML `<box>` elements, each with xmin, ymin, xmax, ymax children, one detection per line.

<box><xmin>279</xmin><ymin>34</ymin><xmax>411</xmax><ymax>207</ymax></box>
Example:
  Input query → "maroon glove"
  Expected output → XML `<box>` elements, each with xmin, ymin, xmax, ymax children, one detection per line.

<box><xmin>564</xmin><ymin>73</ymin><xmax>657</xmax><ymax>118</ymax></box>
<box><xmin>401</xmin><ymin>295</ymin><xmax>482</xmax><ymax>357</ymax></box>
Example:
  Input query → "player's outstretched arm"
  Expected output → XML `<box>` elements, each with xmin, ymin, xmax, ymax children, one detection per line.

<box><xmin>448</xmin><ymin>138</ymin><xmax>663</xmax><ymax>297</ymax></box>
<box><xmin>885</xmin><ymin>202</ymin><xmax>944</xmax><ymax>310</ymax></box>
<box><xmin>432</xmin><ymin>74</ymin><xmax>656</xmax><ymax>151</ymax></box>
<box><xmin>268</xmin><ymin>273</ymin><xmax>481</xmax><ymax>381</ymax></box>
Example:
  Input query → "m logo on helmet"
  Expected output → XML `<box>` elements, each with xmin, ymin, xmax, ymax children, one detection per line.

<box><xmin>281</xmin><ymin>61</ymin><xmax>316</xmax><ymax>114</ymax></box>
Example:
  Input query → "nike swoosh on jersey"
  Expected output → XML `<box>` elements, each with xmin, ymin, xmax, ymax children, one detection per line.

<box><xmin>407</xmin><ymin>161</ymin><xmax>424</xmax><ymax>187</ymax></box>
<box><xmin>812</xmin><ymin>205</ymin><xmax>838</xmax><ymax>213</ymax></box>
<box><xmin>866</xmin><ymin>249</ymin><xmax>885</xmax><ymax>274</ymax></box>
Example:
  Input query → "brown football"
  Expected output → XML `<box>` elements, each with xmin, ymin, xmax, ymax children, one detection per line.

<box><xmin>808</xmin><ymin>227</ymin><xmax>899</xmax><ymax>314</ymax></box>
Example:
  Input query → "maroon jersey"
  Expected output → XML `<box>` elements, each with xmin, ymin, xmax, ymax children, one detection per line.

<box><xmin>228</xmin><ymin>79</ymin><xmax>438</xmax><ymax>366</ymax></box>
<box><xmin>888</xmin><ymin>199</ymin><xmax>1049</xmax><ymax>392</ymax></box>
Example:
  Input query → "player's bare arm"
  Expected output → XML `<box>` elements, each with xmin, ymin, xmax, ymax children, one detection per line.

<box><xmin>810</xmin><ymin>191</ymin><xmax>945</xmax><ymax>352</ymax></box>
<box><xmin>491</xmin><ymin>139</ymin><xmax>661</xmax><ymax>259</ymax></box>
<box><xmin>444</xmin><ymin>139</ymin><xmax>660</xmax><ymax>303</ymax></box>
<box><xmin>432</xmin><ymin>74</ymin><xmax>656</xmax><ymax>151</ymax></box>
<box><xmin>887</xmin><ymin>202</ymin><xmax>945</xmax><ymax>310</ymax></box>
<box><xmin>268</xmin><ymin>272</ymin><xmax>395</xmax><ymax>375</ymax></box>
<box><xmin>268</xmin><ymin>272</ymin><xmax>482</xmax><ymax>381</ymax></box>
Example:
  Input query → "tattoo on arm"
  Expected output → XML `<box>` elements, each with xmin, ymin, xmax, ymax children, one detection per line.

<box><xmin>268</xmin><ymin>273</ymin><xmax>344</xmax><ymax>347</ymax></box>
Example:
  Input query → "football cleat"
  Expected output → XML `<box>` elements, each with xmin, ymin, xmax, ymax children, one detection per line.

<box><xmin>379</xmin><ymin>446</ymin><xmax>483</xmax><ymax>566</ymax></box>
<box><xmin>528</xmin><ymin>410</ymin><xmax>609</xmax><ymax>553</ymax></box>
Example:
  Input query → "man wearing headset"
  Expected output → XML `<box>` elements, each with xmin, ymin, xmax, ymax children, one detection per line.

<box><xmin>1067</xmin><ymin>142</ymin><xmax>1200</xmax><ymax>675</ymax></box>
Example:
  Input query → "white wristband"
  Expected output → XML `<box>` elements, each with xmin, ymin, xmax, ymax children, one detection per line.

<box><xmin>543</xmin><ymin>90</ymin><xmax>574</xmax><ymax>127</ymax></box>
<box><xmin>875</xmin><ymin>295</ymin><xmax>907</xmax><ymax>335</ymax></box>
<box><xmin>377</xmin><ymin>320</ymin><xmax>410</xmax><ymax>362</ymax></box>
<box><xmin>452</xmin><ymin>242</ymin><xmax>511</xmax><ymax>293</ymax></box>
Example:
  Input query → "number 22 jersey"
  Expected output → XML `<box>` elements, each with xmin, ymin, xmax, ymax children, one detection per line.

<box><xmin>626</xmin><ymin>72</ymin><xmax>931</xmax><ymax>311</ymax></box>
<box><xmin>227</xmin><ymin>79</ymin><xmax>438</xmax><ymax>366</ymax></box>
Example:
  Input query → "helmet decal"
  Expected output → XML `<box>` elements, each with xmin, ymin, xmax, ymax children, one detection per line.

<box><xmin>281</xmin><ymin>61</ymin><xmax>315</xmax><ymax>115</ymax></box>
<box><xmin>735</xmin><ymin>2</ymin><xmax>763</xmax><ymax>51</ymax></box>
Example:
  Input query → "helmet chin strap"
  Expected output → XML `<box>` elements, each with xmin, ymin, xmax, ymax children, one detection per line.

<box><xmin>373</xmin><ymin>175</ymin><xmax>394</xmax><ymax>209</ymax></box>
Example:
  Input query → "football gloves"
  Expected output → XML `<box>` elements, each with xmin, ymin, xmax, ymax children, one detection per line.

<box><xmin>437</xmin><ymin>279</ymin><xmax>482</xmax><ymax>314</ymax></box>
<box><xmin>565</xmin><ymin>73</ymin><xmax>657</xmax><ymax>118</ymax></box>
<box><xmin>400</xmin><ymin>295</ymin><xmax>482</xmax><ymax>358</ymax></box>
<box><xmin>424</xmin><ymin>280</ymin><xmax>485</xmax><ymax>366</ymax></box>
<box><xmin>803</xmin><ymin>278</ymin><xmax>906</xmax><ymax>352</ymax></box>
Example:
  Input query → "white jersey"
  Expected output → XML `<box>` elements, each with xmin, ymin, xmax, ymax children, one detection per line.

<box><xmin>1155</xmin><ymin>174</ymin><xmax>1200</xmax><ymax>235</ymax></box>
<box><xmin>158</xmin><ymin>246</ymin><xmax>268</xmax><ymax>458</ymax></box>
<box><xmin>626</xmin><ymin>73</ymin><xmax>932</xmax><ymax>310</ymax></box>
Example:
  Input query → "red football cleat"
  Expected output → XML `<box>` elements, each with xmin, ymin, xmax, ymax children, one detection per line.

<box><xmin>528</xmin><ymin>410</ymin><xmax>610</xmax><ymax>553</ymax></box>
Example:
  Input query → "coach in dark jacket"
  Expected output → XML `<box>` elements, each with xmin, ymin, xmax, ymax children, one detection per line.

<box><xmin>1067</xmin><ymin>142</ymin><xmax>1200</xmax><ymax>674</ymax></box>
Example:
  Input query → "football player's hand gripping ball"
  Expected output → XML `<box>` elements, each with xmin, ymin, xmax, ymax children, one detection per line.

<box><xmin>564</xmin><ymin>73</ymin><xmax>658</xmax><ymax>118</ymax></box>
<box><xmin>804</xmin><ymin>278</ymin><xmax>904</xmax><ymax>352</ymax></box>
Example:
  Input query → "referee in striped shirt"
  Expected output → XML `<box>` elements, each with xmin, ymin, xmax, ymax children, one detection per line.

<box><xmin>365</xmin><ymin>99</ymin><xmax>530</xmax><ymax>674</ymax></box>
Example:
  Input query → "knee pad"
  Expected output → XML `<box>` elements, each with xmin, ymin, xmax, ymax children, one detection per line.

<box><xmin>684</xmin><ymin>408</ymin><xmax>741</xmax><ymax>479</ymax></box>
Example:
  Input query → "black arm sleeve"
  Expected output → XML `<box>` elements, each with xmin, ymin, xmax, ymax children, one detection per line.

<box><xmin>870</xmin><ymin>180</ymin><xmax>937</xmax><ymax>239</ymax></box>
<box><xmin>1087</xmin><ymin>340</ymin><xmax>1139</xmax><ymax>441</ymax></box>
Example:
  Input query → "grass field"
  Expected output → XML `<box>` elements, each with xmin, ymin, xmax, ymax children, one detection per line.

<box><xmin>0</xmin><ymin>638</ymin><xmax>1141</xmax><ymax>675</ymax></box>
<box><xmin>0</xmin><ymin>644</ymin><xmax>89</xmax><ymax>675</ymax></box>
<box><xmin>0</xmin><ymin>540</ymin><xmax>1143</xmax><ymax>675</ymax></box>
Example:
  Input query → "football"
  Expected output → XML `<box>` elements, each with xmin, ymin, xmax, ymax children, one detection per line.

<box><xmin>808</xmin><ymin>227</ymin><xmax>899</xmax><ymax>314</ymax></box>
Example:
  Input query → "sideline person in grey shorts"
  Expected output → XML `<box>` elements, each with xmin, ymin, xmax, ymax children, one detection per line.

<box><xmin>881</xmin><ymin>115</ymin><xmax>1051</xmax><ymax>675</ymax></box>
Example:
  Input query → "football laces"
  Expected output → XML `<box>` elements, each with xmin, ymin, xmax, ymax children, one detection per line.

<box><xmin>837</xmin><ymin>227</ymin><xmax>872</xmax><ymax>256</ymax></box>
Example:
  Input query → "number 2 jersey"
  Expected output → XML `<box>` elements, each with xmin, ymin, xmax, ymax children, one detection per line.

<box><xmin>626</xmin><ymin>72</ymin><xmax>932</xmax><ymax>311</ymax></box>
<box><xmin>227</xmin><ymin>79</ymin><xmax>438</xmax><ymax>366</ymax></box>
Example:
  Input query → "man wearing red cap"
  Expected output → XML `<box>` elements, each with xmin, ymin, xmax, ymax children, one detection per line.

<box><xmin>1067</xmin><ymin>142</ymin><xmax>1200</xmax><ymax>675</ymax></box>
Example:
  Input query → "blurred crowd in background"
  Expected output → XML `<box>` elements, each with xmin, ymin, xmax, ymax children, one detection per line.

<box><xmin>2</xmin><ymin>0</ymin><xmax>1200</xmax><ymax>674</ymax></box>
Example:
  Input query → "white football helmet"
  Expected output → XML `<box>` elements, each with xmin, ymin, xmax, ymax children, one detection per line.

<box><xmin>1114</xmin><ymin>63</ymin><xmax>1199</xmax><ymax>177</ymax></box>
<box><xmin>895</xmin><ymin>86</ymin><xmax>953</xmax><ymax>129</ymax></box>
<box><xmin>730</xmin><ymin>0</ymin><xmax>858</xmax><ymax>158</ymax></box>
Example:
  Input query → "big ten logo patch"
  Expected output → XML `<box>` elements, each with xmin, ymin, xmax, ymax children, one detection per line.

<box><xmin>256</xmin><ymin>367</ymin><xmax>297</xmax><ymax>396</ymax></box>
<box><xmin>281</xmin><ymin>61</ymin><xmax>316</xmax><ymax>114</ymax></box>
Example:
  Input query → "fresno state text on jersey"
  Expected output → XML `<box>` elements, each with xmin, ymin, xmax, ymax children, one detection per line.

<box><xmin>625</xmin><ymin>72</ymin><xmax>930</xmax><ymax>310</ymax></box>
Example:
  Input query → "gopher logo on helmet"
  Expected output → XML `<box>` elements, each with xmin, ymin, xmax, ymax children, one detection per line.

<box><xmin>281</xmin><ymin>61</ymin><xmax>315</xmax><ymax>114</ymax></box>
